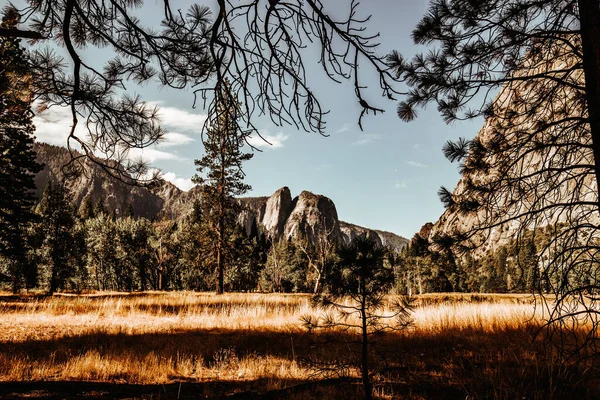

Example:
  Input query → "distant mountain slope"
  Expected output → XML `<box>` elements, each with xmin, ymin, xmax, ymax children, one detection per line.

<box><xmin>340</xmin><ymin>221</ymin><xmax>409</xmax><ymax>252</ymax></box>
<box><xmin>33</xmin><ymin>142</ymin><xmax>408</xmax><ymax>251</ymax></box>
<box><xmin>34</xmin><ymin>143</ymin><xmax>167</xmax><ymax>219</ymax></box>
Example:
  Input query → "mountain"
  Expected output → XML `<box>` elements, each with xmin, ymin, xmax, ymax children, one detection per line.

<box><xmin>238</xmin><ymin>187</ymin><xmax>409</xmax><ymax>252</ymax></box>
<box><xmin>33</xmin><ymin>143</ymin><xmax>408</xmax><ymax>251</ymax></box>
<box><xmin>34</xmin><ymin>143</ymin><xmax>166</xmax><ymax>219</ymax></box>
<box><xmin>427</xmin><ymin>43</ymin><xmax>594</xmax><ymax>256</ymax></box>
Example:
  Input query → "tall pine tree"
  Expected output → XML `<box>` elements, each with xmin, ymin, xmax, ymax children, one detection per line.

<box><xmin>193</xmin><ymin>80</ymin><xmax>252</xmax><ymax>294</ymax></box>
<box><xmin>0</xmin><ymin>8</ymin><xmax>43</xmax><ymax>292</ymax></box>
<box><xmin>36</xmin><ymin>180</ymin><xmax>75</xmax><ymax>294</ymax></box>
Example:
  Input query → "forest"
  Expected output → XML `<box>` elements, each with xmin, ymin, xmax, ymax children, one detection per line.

<box><xmin>1</xmin><ymin>177</ymin><xmax>558</xmax><ymax>297</ymax></box>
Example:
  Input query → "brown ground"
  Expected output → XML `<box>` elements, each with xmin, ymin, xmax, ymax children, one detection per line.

<box><xmin>0</xmin><ymin>292</ymin><xmax>598</xmax><ymax>399</ymax></box>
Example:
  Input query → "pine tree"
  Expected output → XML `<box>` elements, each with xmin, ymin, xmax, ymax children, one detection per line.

<box><xmin>116</xmin><ymin>217</ymin><xmax>152</xmax><ymax>291</ymax></box>
<box><xmin>93</xmin><ymin>198</ymin><xmax>106</xmax><ymax>216</ymax></box>
<box><xmin>0</xmin><ymin>8</ymin><xmax>43</xmax><ymax>291</ymax></box>
<box><xmin>193</xmin><ymin>80</ymin><xmax>253</xmax><ymax>294</ymax></box>
<box><xmin>85</xmin><ymin>213</ymin><xmax>117</xmax><ymax>291</ymax></box>
<box><xmin>521</xmin><ymin>238</ymin><xmax>538</xmax><ymax>291</ymax></box>
<box><xmin>36</xmin><ymin>180</ymin><xmax>75</xmax><ymax>294</ymax></box>
<box><xmin>80</xmin><ymin>197</ymin><xmax>95</xmax><ymax>220</ymax></box>
<box><xmin>304</xmin><ymin>236</ymin><xmax>412</xmax><ymax>400</ymax></box>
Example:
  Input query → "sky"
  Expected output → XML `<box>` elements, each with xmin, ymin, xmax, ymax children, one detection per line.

<box><xmin>20</xmin><ymin>0</ymin><xmax>486</xmax><ymax>239</ymax></box>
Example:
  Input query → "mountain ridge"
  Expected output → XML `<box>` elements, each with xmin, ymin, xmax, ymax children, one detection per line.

<box><xmin>33</xmin><ymin>142</ymin><xmax>409</xmax><ymax>251</ymax></box>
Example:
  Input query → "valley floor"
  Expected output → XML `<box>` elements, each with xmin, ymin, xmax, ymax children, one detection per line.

<box><xmin>0</xmin><ymin>292</ymin><xmax>598</xmax><ymax>399</ymax></box>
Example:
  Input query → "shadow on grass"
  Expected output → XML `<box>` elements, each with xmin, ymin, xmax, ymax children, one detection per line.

<box><xmin>0</xmin><ymin>379</ymin><xmax>299</xmax><ymax>399</ymax></box>
<box><xmin>0</xmin><ymin>326</ymin><xmax>597</xmax><ymax>399</ymax></box>
<box><xmin>0</xmin><ymin>377</ymin><xmax>471</xmax><ymax>400</ymax></box>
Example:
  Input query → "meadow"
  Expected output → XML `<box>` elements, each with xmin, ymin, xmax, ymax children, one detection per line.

<box><xmin>0</xmin><ymin>292</ymin><xmax>597</xmax><ymax>399</ymax></box>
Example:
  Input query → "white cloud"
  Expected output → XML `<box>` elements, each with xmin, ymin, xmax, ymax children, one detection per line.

<box><xmin>32</xmin><ymin>102</ymin><xmax>195</xmax><ymax>165</ymax></box>
<box><xmin>153</xmin><ymin>104</ymin><xmax>207</xmax><ymax>133</ymax></box>
<box><xmin>33</xmin><ymin>105</ymin><xmax>82</xmax><ymax>146</ymax></box>
<box><xmin>395</xmin><ymin>180</ymin><xmax>407</xmax><ymax>189</ymax></box>
<box><xmin>247</xmin><ymin>131</ymin><xmax>289</xmax><ymax>149</ymax></box>
<box><xmin>160</xmin><ymin>132</ymin><xmax>196</xmax><ymax>147</ymax></box>
<box><xmin>336</xmin><ymin>123</ymin><xmax>352</xmax><ymax>134</ymax></box>
<box><xmin>162</xmin><ymin>172</ymin><xmax>195</xmax><ymax>191</ymax></box>
<box><xmin>351</xmin><ymin>133</ymin><xmax>381</xmax><ymax>146</ymax></box>
<box><xmin>413</xmin><ymin>143</ymin><xmax>420</xmax><ymax>149</ymax></box>
<box><xmin>126</xmin><ymin>148</ymin><xmax>183</xmax><ymax>163</ymax></box>
<box><xmin>33</xmin><ymin>103</ymin><xmax>203</xmax><ymax>149</ymax></box>
<box><xmin>405</xmin><ymin>160</ymin><xmax>427</xmax><ymax>168</ymax></box>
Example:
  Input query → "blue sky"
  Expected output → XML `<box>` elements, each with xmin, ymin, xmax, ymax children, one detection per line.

<box><xmin>23</xmin><ymin>0</ymin><xmax>486</xmax><ymax>238</ymax></box>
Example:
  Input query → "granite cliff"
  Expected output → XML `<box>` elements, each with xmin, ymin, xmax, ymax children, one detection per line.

<box><xmin>33</xmin><ymin>143</ymin><xmax>408</xmax><ymax>251</ymax></box>
<box><xmin>427</xmin><ymin>42</ymin><xmax>595</xmax><ymax>256</ymax></box>
<box><xmin>238</xmin><ymin>187</ymin><xmax>408</xmax><ymax>251</ymax></box>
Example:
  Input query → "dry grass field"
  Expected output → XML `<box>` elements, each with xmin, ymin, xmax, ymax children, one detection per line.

<box><xmin>0</xmin><ymin>292</ymin><xmax>597</xmax><ymax>399</ymax></box>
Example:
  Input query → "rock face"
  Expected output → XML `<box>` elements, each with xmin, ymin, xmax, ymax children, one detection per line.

<box><xmin>262</xmin><ymin>186</ymin><xmax>293</xmax><ymax>239</ymax></box>
<box><xmin>427</xmin><ymin>43</ymin><xmax>595</xmax><ymax>256</ymax></box>
<box><xmin>340</xmin><ymin>221</ymin><xmax>409</xmax><ymax>252</ymax></box>
<box><xmin>34</xmin><ymin>143</ymin><xmax>166</xmax><ymax>219</ymax></box>
<box><xmin>157</xmin><ymin>185</ymin><xmax>202</xmax><ymax>220</ymax></box>
<box><xmin>283</xmin><ymin>190</ymin><xmax>342</xmax><ymax>244</ymax></box>
<box><xmin>340</xmin><ymin>221</ymin><xmax>383</xmax><ymax>247</ymax></box>
<box><xmin>417</xmin><ymin>223</ymin><xmax>434</xmax><ymax>240</ymax></box>
<box><xmin>238</xmin><ymin>196</ymin><xmax>269</xmax><ymax>238</ymax></box>
<box><xmin>33</xmin><ymin>143</ymin><xmax>408</xmax><ymax>251</ymax></box>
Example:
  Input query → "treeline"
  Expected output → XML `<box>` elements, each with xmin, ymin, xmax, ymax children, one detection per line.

<box><xmin>0</xmin><ymin>180</ymin><xmax>358</xmax><ymax>293</ymax></box>
<box><xmin>1</xmin><ymin>180</ymin><xmax>562</xmax><ymax>295</ymax></box>
<box><xmin>394</xmin><ymin>225</ymin><xmax>565</xmax><ymax>294</ymax></box>
<box><xmin>0</xmin><ymin>180</ymin><xmax>267</xmax><ymax>293</ymax></box>
<box><xmin>1</xmin><ymin>181</ymin><xmax>404</xmax><ymax>294</ymax></box>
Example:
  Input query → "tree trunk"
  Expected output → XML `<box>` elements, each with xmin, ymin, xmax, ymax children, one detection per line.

<box><xmin>313</xmin><ymin>265</ymin><xmax>321</xmax><ymax>294</ymax></box>
<box><xmin>417</xmin><ymin>259</ymin><xmax>423</xmax><ymax>295</ymax></box>
<box><xmin>216</xmin><ymin>126</ymin><xmax>226</xmax><ymax>295</ymax></box>
<box><xmin>49</xmin><ymin>262</ymin><xmax>57</xmax><ymax>294</ymax></box>
<box><xmin>578</xmin><ymin>0</ymin><xmax>600</xmax><ymax>212</ymax></box>
<box><xmin>216</xmin><ymin>238</ymin><xmax>224</xmax><ymax>294</ymax></box>
<box><xmin>360</xmin><ymin>298</ymin><xmax>373</xmax><ymax>400</ymax></box>
<box><xmin>139</xmin><ymin>263</ymin><xmax>146</xmax><ymax>291</ymax></box>
<box><xmin>216</xmin><ymin>184</ymin><xmax>225</xmax><ymax>294</ymax></box>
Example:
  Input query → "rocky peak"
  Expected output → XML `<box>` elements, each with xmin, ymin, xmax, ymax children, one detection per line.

<box><xmin>262</xmin><ymin>186</ymin><xmax>293</xmax><ymax>239</ymax></box>
<box><xmin>283</xmin><ymin>190</ymin><xmax>341</xmax><ymax>244</ymax></box>
<box><xmin>238</xmin><ymin>187</ymin><xmax>408</xmax><ymax>251</ymax></box>
<box><xmin>418</xmin><ymin>222</ymin><xmax>434</xmax><ymax>239</ymax></box>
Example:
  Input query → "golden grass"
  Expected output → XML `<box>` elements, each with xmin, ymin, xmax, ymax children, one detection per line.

<box><xmin>0</xmin><ymin>291</ymin><xmax>595</xmax><ymax>399</ymax></box>
<box><xmin>0</xmin><ymin>292</ymin><xmax>541</xmax><ymax>346</ymax></box>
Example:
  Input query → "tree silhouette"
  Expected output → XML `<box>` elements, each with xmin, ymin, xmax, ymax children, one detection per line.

<box><xmin>303</xmin><ymin>236</ymin><xmax>412</xmax><ymax>400</ymax></box>
<box><xmin>0</xmin><ymin>8</ymin><xmax>43</xmax><ymax>292</ymax></box>
<box><xmin>202</xmin><ymin>0</ymin><xmax>400</xmax><ymax>136</ymax></box>
<box><xmin>1</xmin><ymin>2</ymin><xmax>211</xmax><ymax>184</ymax></box>
<box><xmin>5</xmin><ymin>1</ymin><xmax>400</xmax><ymax>181</ymax></box>
<box><xmin>389</xmin><ymin>0</ymin><xmax>600</xmax><ymax>363</ymax></box>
